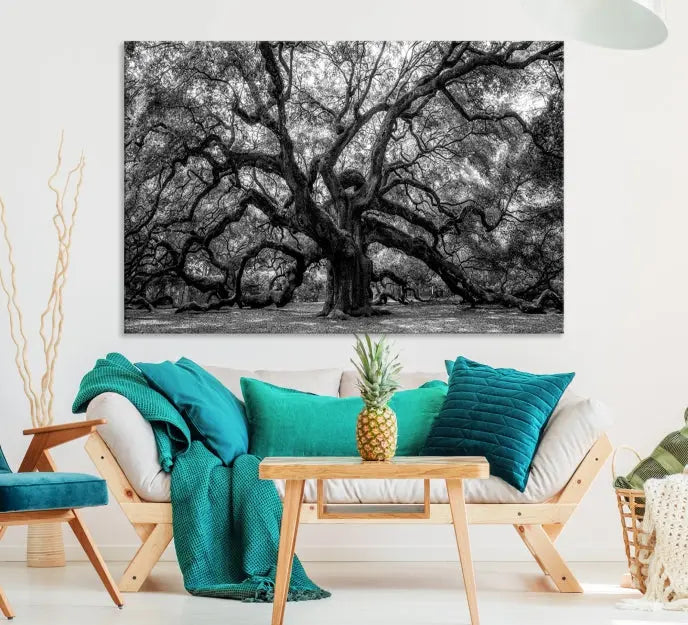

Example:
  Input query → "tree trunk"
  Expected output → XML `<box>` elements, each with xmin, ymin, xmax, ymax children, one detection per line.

<box><xmin>321</xmin><ymin>247</ymin><xmax>374</xmax><ymax>318</ymax></box>
<box><xmin>319</xmin><ymin>196</ymin><xmax>377</xmax><ymax>318</ymax></box>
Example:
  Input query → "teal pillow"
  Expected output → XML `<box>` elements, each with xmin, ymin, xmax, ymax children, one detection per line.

<box><xmin>445</xmin><ymin>359</ymin><xmax>455</xmax><ymax>376</ymax></box>
<box><xmin>420</xmin><ymin>379</ymin><xmax>449</xmax><ymax>391</ymax></box>
<box><xmin>422</xmin><ymin>357</ymin><xmax>574</xmax><ymax>491</ymax></box>
<box><xmin>240</xmin><ymin>378</ymin><xmax>446</xmax><ymax>458</ymax></box>
<box><xmin>137</xmin><ymin>357</ymin><xmax>248</xmax><ymax>465</ymax></box>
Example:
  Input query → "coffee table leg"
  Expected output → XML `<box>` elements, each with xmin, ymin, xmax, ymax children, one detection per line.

<box><xmin>446</xmin><ymin>478</ymin><xmax>480</xmax><ymax>625</ymax></box>
<box><xmin>271</xmin><ymin>479</ymin><xmax>305</xmax><ymax>625</ymax></box>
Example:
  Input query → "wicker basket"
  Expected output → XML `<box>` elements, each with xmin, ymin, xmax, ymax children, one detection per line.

<box><xmin>613</xmin><ymin>447</ymin><xmax>653</xmax><ymax>593</ymax></box>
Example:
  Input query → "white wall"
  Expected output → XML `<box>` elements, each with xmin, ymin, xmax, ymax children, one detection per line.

<box><xmin>0</xmin><ymin>0</ymin><xmax>686</xmax><ymax>563</ymax></box>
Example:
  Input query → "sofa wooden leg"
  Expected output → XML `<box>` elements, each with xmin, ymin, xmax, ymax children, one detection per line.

<box><xmin>542</xmin><ymin>523</ymin><xmax>565</xmax><ymax>542</ymax></box>
<box><xmin>515</xmin><ymin>524</ymin><xmax>582</xmax><ymax>593</ymax></box>
<box><xmin>68</xmin><ymin>510</ymin><xmax>124</xmax><ymax>607</ymax></box>
<box><xmin>119</xmin><ymin>523</ymin><xmax>173</xmax><ymax>592</ymax></box>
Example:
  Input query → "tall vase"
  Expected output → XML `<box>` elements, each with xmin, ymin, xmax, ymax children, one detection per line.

<box><xmin>27</xmin><ymin>523</ymin><xmax>65</xmax><ymax>567</ymax></box>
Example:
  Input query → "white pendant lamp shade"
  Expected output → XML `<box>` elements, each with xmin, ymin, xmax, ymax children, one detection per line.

<box><xmin>521</xmin><ymin>0</ymin><xmax>668</xmax><ymax>49</ymax></box>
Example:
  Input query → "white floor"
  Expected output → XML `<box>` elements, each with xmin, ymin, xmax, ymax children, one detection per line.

<box><xmin>0</xmin><ymin>560</ymin><xmax>683</xmax><ymax>624</ymax></box>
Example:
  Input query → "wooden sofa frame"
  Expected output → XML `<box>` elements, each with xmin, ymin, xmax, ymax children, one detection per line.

<box><xmin>85</xmin><ymin>432</ymin><xmax>612</xmax><ymax>594</ymax></box>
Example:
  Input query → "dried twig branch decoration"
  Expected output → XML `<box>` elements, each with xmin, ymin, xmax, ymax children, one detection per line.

<box><xmin>0</xmin><ymin>132</ymin><xmax>85</xmax><ymax>427</ymax></box>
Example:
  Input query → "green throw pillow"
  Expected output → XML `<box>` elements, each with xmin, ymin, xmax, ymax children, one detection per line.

<box><xmin>240</xmin><ymin>378</ymin><xmax>447</xmax><ymax>458</ymax></box>
<box><xmin>137</xmin><ymin>357</ymin><xmax>248</xmax><ymax>465</ymax></box>
<box><xmin>614</xmin><ymin>409</ymin><xmax>688</xmax><ymax>490</ymax></box>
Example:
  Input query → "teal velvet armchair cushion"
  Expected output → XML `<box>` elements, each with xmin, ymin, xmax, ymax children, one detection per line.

<box><xmin>0</xmin><ymin>447</ymin><xmax>107</xmax><ymax>512</ymax></box>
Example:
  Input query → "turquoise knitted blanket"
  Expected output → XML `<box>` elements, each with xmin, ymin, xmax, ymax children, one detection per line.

<box><xmin>73</xmin><ymin>353</ymin><xmax>329</xmax><ymax>602</ymax></box>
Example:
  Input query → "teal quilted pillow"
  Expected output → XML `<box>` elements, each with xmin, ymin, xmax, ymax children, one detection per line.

<box><xmin>423</xmin><ymin>357</ymin><xmax>574</xmax><ymax>491</ymax></box>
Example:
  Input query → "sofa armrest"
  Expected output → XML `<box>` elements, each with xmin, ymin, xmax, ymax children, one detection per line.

<box><xmin>85</xmin><ymin>393</ymin><xmax>172</xmax><ymax>503</ymax></box>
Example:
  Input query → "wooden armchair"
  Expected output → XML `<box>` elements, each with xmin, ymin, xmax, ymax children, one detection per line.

<box><xmin>0</xmin><ymin>419</ymin><xmax>123</xmax><ymax>619</ymax></box>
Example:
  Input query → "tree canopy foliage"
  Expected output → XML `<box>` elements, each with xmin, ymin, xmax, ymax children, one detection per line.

<box><xmin>124</xmin><ymin>41</ymin><xmax>564</xmax><ymax>321</ymax></box>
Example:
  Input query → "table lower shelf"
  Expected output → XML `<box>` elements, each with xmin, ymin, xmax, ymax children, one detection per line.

<box><xmin>316</xmin><ymin>478</ymin><xmax>431</xmax><ymax>519</ymax></box>
<box><xmin>319</xmin><ymin>503</ymin><xmax>428</xmax><ymax>519</ymax></box>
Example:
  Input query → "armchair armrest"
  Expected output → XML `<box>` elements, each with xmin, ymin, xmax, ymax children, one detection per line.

<box><xmin>19</xmin><ymin>419</ymin><xmax>107</xmax><ymax>473</ymax></box>
<box><xmin>23</xmin><ymin>419</ymin><xmax>106</xmax><ymax>436</ymax></box>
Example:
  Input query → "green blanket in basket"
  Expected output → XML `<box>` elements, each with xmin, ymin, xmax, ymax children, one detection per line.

<box><xmin>614</xmin><ymin>408</ymin><xmax>688</xmax><ymax>491</ymax></box>
<box><xmin>73</xmin><ymin>352</ymin><xmax>329</xmax><ymax>602</ymax></box>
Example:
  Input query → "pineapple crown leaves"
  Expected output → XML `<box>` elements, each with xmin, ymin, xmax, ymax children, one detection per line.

<box><xmin>351</xmin><ymin>334</ymin><xmax>402</xmax><ymax>408</ymax></box>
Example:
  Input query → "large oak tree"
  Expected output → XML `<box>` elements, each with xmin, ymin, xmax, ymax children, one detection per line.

<box><xmin>125</xmin><ymin>41</ymin><xmax>564</xmax><ymax>319</ymax></box>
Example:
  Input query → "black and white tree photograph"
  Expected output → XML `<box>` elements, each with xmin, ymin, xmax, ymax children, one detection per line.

<box><xmin>124</xmin><ymin>41</ymin><xmax>564</xmax><ymax>334</ymax></box>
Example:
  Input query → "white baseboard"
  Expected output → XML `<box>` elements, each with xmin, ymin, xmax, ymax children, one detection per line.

<box><xmin>297</xmin><ymin>544</ymin><xmax>624</xmax><ymax>562</ymax></box>
<box><xmin>0</xmin><ymin>544</ymin><xmax>625</xmax><ymax>563</ymax></box>
<box><xmin>0</xmin><ymin>545</ymin><xmax>175</xmax><ymax>562</ymax></box>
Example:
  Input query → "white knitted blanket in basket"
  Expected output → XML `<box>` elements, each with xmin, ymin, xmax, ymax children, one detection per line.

<box><xmin>619</xmin><ymin>472</ymin><xmax>688</xmax><ymax>611</ymax></box>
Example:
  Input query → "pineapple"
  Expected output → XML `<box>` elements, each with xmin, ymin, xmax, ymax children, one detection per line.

<box><xmin>352</xmin><ymin>334</ymin><xmax>402</xmax><ymax>461</ymax></box>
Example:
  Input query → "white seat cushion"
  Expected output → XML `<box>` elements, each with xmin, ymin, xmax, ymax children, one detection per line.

<box><xmin>88</xmin><ymin>369</ymin><xmax>611</xmax><ymax>505</ymax></box>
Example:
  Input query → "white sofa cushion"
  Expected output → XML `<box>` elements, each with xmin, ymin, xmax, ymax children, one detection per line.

<box><xmin>339</xmin><ymin>370</ymin><xmax>446</xmax><ymax>397</ymax></box>
<box><xmin>88</xmin><ymin>369</ymin><xmax>611</xmax><ymax>505</ymax></box>
<box><xmin>205</xmin><ymin>366</ymin><xmax>343</xmax><ymax>400</ymax></box>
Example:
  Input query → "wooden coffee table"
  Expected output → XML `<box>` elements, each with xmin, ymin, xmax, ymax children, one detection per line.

<box><xmin>259</xmin><ymin>456</ymin><xmax>489</xmax><ymax>625</ymax></box>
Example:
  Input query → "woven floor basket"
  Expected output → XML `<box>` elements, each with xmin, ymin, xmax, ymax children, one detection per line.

<box><xmin>615</xmin><ymin>487</ymin><xmax>653</xmax><ymax>592</ymax></box>
<box><xmin>613</xmin><ymin>447</ymin><xmax>653</xmax><ymax>593</ymax></box>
